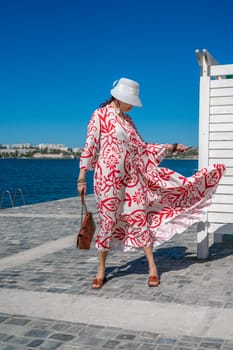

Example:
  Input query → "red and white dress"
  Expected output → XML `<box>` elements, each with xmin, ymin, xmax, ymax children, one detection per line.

<box><xmin>80</xmin><ymin>106</ymin><xmax>225</xmax><ymax>251</ymax></box>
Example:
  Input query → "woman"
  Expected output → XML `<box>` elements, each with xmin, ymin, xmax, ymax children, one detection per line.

<box><xmin>77</xmin><ymin>77</ymin><xmax>225</xmax><ymax>289</ymax></box>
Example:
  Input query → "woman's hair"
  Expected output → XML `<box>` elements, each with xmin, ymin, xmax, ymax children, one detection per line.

<box><xmin>99</xmin><ymin>96</ymin><xmax>115</xmax><ymax>108</ymax></box>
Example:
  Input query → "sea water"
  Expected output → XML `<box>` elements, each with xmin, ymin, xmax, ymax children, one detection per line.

<box><xmin>0</xmin><ymin>158</ymin><xmax>198</xmax><ymax>209</ymax></box>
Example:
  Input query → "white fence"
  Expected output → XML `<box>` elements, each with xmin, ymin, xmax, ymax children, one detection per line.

<box><xmin>196</xmin><ymin>49</ymin><xmax>233</xmax><ymax>259</ymax></box>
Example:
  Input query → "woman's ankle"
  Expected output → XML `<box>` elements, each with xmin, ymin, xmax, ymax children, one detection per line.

<box><xmin>96</xmin><ymin>268</ymin><xmax>105</xmax><ymax>279</ymax></box>
<box><xmin>148</xmin><ymin>265</ymin><xmax>158</xmax><ymax>277</ymax></box>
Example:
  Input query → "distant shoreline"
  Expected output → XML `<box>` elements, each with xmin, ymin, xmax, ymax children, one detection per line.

<box><xmin>0</xmin><ymin>147</ymin><xmax>198</xmax><ymax>160</ymax></box>
<box><xmin>1</xmin><ymin>155</ymin><xmax>198</xmax><ymax>160</ymax></box>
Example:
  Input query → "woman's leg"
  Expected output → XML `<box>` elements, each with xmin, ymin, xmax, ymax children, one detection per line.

<box><xmin>143</xmin><ymin>245</ymin><xmax>160</xmax><ymax>286</ymax></box>
<box><xmin>92</xmin><ymin>250</ymin><xmax>109</xmax><ymax>288</ymax></box>
<box><xmin>97</xmin><ymin>250</ymin><xmax>108</xmax><ymax>278</ymax></box>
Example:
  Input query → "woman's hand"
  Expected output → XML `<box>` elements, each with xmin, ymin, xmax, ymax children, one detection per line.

<box><xmin>168</xmin><ymin>143</ymin><xmax>190</xmax><ymax>153</ymax></box>
<box><xmin>77</xmin><ymin>169</ymin><xmax>87</xmax><ymax>195</ymax></box>
<box><xmin>176</xmin><ymin>144</ymin><xmax>189</xmax><ymax>152</ymax></box>
<box><xmin>77</xmin><ymin>181</ymin><xmax>87</xmax><ymax>195</ymax></box>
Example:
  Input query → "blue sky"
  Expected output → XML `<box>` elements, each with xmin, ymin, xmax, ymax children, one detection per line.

<box><xmin>1</xmin><ymin>0</ymin><xmax>233</xmax><ymax>148</ymax></box>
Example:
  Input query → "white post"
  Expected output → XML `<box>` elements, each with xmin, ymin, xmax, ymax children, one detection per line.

<box><xmin>197</xmin><ymin>216</ymin><xmax>209</xmax><ymax>259</ymax></box>
<box><xmin>197</xmin><ymin>52</ymin><xmax>210</xmax><ymax>259</ymax></box>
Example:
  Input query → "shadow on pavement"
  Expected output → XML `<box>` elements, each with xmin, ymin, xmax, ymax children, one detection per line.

<box><xmin>105</xmin><ymin>241</ymin><xmax>233</xmax><ymax>281</ymax></box>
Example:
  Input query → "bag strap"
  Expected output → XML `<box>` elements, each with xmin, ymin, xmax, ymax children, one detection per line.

<box><xmin>80</xmin><ymin>192</ymin><xmax>88</xmax><ymax>223</ymax></box>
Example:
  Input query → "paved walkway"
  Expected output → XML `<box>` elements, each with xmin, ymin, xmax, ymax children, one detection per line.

<box><xmin>0</xmin><ymin>195</ymin><xmax>233</xmax><ymax>350</ymax></box>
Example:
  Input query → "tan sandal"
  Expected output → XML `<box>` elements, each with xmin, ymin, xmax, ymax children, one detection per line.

<box><xmin>148</xmin><ymin>275</ymin><xmax>160</xmax><ymax>287</ymax></box>
<box><xmin>91</xmin><ymin>276</ymin><xmax>107</xmax><ymax>289</ymax></box>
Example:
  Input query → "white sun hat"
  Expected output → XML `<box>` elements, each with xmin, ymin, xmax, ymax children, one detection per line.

<box><xmin>110</xmin><ymin>77</ymin><xmax>142</xmax><ymax>107</ymax></box>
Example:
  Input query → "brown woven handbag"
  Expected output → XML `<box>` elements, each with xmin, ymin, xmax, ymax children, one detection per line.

<box><xmin>76</xmin><ymin>193</ymin><xmax>96</xmax><ymax>249</ymax></box>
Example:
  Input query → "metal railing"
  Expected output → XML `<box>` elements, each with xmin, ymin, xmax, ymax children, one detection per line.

<box><xmin>13</xmin><ymin>188</ymin><xmax>26</xmax><ymax>206</ymax></box>
<box><xmin>0</xmin><ymin>188</ymin><xmax>26</xmax><ymax>209</ymax></box>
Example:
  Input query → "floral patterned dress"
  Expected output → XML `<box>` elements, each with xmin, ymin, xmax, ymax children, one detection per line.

<box><xmin>80</xmin><ymin>105</ymin><xmax>226</xmax><ymax>251</ymax></box>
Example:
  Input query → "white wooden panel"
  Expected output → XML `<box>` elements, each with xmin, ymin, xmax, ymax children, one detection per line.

<box><xmin>211</xmin><ymin>79</ymin><xmax>233</xmax><ymax>88</ymax></box>
<box><xmin>210</xmin><ymin>115</ymin><xmax>233</xmax><ymax>123</ymax></box>
<box><xmin>224</xmin><ymin>167</ymin><xmax>233</xmax><ymax>176</ymax></box>
<box><xmin>210</xmin><ymin>158</ymin><xmax>233</xmax><ymax>167</ymax></box>
<box><xmin>209</xmin><ymin>123</ymin><xmax>233</xmax><ymax>132</ymax></box>
<box><xmin>198</xmin><ymin>59</ymin><xmax>233</xmax><ymax>245</ymax></box>
<box><xmin>212</xmin><ymin>194</ymin><xmax>233</xmax><ymax>204</ymax></box>
<box><xmin>210</xmin><ymin>87</ymin><xmax>233</xmax><ymax>97</ymax></box>
<box><xmin>209</xmin><ymin>132</ymin><xmax>233</xmax><ymax>140</ymax></box>
<box><xmin>210</xmin><ymin>64</ymin><xmax>233</xmax><ymax>76</ymax></box>
<box><xmin>212</xmin><ymin>184</ymin><xmax>233</xmax><ymax>194</ymax></box>
<box><xmin>217</xmin><ymin>176</ymin><xmax>233</xmax><ymax>185</ymax></box>
<box><xmin>209</xmin><ymin>204</ymin><xmax>233</xmax><ymax>213</ymax></box>
<box><xmin>215</xmin><ymin>186</ymin><xmax>233</xmax><ymax>195</ymax></box>
<box><xmin>210</xmin><ymin>106</ymin><xmax>233</xmax><ymax>114</ymax></box>
<box><xmin>208</xmin><ymin>212</ymin><xmax>233</xmax><ymax>223</ymax></box>
<box><xmin>209</xmin><ymin>149</ymin><xmax>233</xmax><ymax>157</ymax></box>
<box><xmin>209</xmin><ymin>140</ymin><xmax>233</xmax><ymax>149</ymax></box>
<box><xmin>208</xmin><ymin>223</ymin><xmax>233</xmax><ymax>234</ymax></box>
<box><xmin>210</xmin><ymin>96</ymin><xmax>233</xmax><ymax>106</ymax></box>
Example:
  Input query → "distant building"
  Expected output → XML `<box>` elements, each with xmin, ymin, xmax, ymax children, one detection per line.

<box><xmin>12</xmin><ymin>144</ymin><xmax>31</xmax><ymax>149</ymax></box>
<box><xmin>37</xmin><ymin>144</ymin><xmax>68</xmax><ymax>152</ymax></box>
<box><xmin>71</xmin><ymin>147</ymin><xmax>82</xmax><ymax>153</ymax></box>
<box><xmin>33</xmin><ymin>153</ymin><xmax>64</xmax><ymax>159</ymax></box>
<box><xmin>0</xmin><ymin>148</ymin><xmax>15</xmax><ymax>154</ymax></box>
<box><xmin>0</xmin><ymin>144</ymin><xmax>10</xmax><ymax>149</ymax></box>
<box><xmin>0</xmin><ymin>143</ymin><xmax>83</xmax><ymax>158</ymax></box>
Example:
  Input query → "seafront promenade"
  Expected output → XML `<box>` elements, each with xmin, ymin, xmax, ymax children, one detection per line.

<box><xmin>0</xmin><ymin>195</ymin><xmax>233</xmax><ymax>350</ymax></box>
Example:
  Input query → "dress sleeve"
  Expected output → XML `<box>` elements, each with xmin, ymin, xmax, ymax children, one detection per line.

<box><xmin>80</xmin><ymin>109</ymin><xmax>100</xmax><ymax>171</ymax></box>
<box><xmin>128</xmin><ymin>115</ymin><xmax>168</xmax><ymax>165</ymax></box>
<box><xmin>146</xmin><ymin>143</ymin><xmax>168</xmax><ymax>164</ymax></box>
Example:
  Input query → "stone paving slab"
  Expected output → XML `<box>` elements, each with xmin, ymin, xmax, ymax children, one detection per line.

<box><xmin>0</xmin><ymin>231</ymin><xmax>232</xmax><ymax>308</ymax></box>
<box><xmin>0</xmin><ymin>218</ymin><xmax>78</xmax><ymax>259</ymax></box>
<box><xmin>0</xmin><ymin>197</ymin><xmax>96</xmax><ymax>216</ymax></box>
<box><xmin>1</xmin><ymin>196</ymin><xmax>233</xmax><ymax>349</ymax></box>
<box><xmin>1</xmin><ymin>312</ymin><xmax>233</xmax><ymax>350</ymax></box>
<box><xmin>0</xmin><ymin>196</ymin><xmax>96</xmax><ymax>259</ymax></box>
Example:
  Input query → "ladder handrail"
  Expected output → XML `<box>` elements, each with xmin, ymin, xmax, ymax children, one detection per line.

<box><xmin>0</xmin><ymin>188</ymin><xmax>26</xmax><ymax>209</ymax></box>
<box><xmin>0</xmin><ymin>190</ymin><xmax>14</xmax><ymax>208</ymax></box>
<box><xmin>13</xmin><ymin>188</ymin><xmax>26</xmax><ymax>206</ymax></box>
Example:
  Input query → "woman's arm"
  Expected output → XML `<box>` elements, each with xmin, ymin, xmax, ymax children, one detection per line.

<box><xmin>77</xmin><ymin>109</ymin><xmax>101</xmax><ymax>194</ymax></box>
